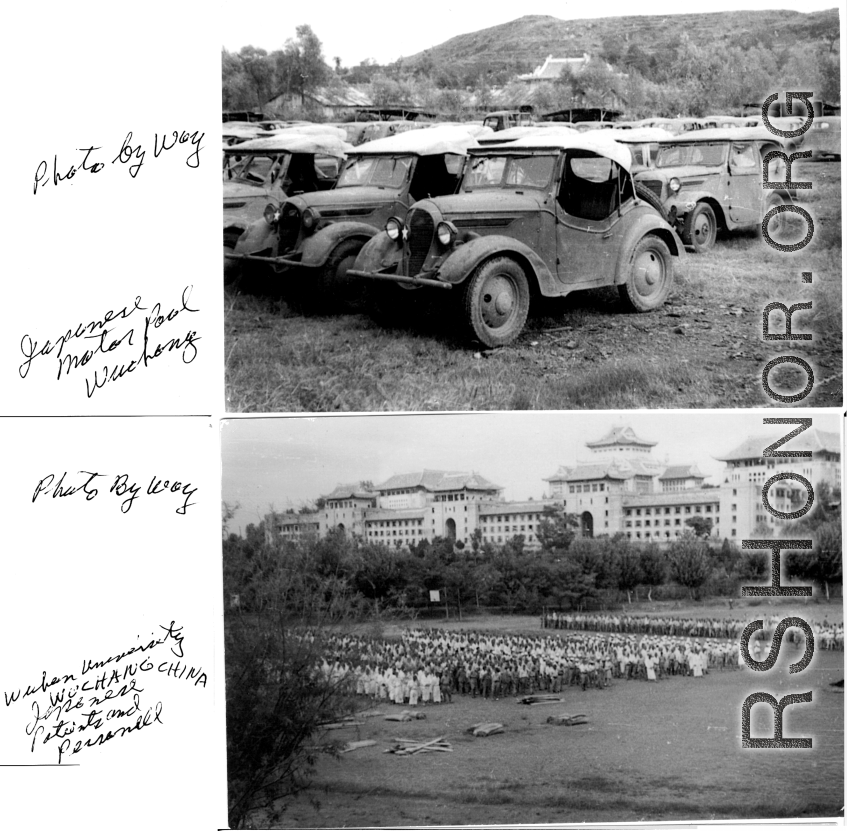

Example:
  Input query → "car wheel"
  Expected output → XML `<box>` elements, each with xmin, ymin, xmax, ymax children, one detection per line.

<box><xmin>682</xmin><ymin>203</ymin><xmax>717</xmax><ymax>253</ymax></box>
<box><xmin>462</xmin><ymin>257</ymin><xmax>530</xmax><ymax>348</ymax></box>
<box><xmin>762</xmin><ymin>194</ymin><xmax>787</xmax><ymax>239</ymax></box>
<box><xmin>618</xmin><ymin>235</ymin><xmax>674</xmax><ymax>313</ymax></box>
<box><xmin>318</xmin><ymin>238</ymin><xmax>363</xmax><ymax>294</ymax></box>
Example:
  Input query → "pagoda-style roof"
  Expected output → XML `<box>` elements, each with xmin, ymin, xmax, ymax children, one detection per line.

<box><xmin>659</xmin><ymin>464</ymin><xmax>705</xmax><ymax>481</ymax></box>
<box><xmin>716</xmin><ymin>429</ymin><xmax>840</xmax><ymax>462</ymax></box>
<box><xmin>323</xmin><ymin>483</ymin><xmax>377</xmax><ymax>501</ymax></box>
<box><xmin>545</xmin><ymin>458</ymin><xmax>658</xmax><ymax>483</ymax></box>
<box><xmin>375</xmin><ymin>470</ymin><xmax>502</xmax><ymax>493</ymax></box>
<box><xmin>585</xmin><ymin>426</ymin><xmax>657</xmax><ymax>449</ymax></box>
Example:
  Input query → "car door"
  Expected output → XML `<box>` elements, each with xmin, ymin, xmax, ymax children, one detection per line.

<box><xmin>555</xmin><ymin>151</ymin><xmax>629</xmax><ymax>288</ymax></box>
<box><xmin>726</xmin><ymin>141</ymin><xmax>760</xmax><ymax>225</ymax></box>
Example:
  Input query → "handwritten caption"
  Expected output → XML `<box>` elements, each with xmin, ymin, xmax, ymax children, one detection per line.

<box><xmin>19</xmin><ymin>286</ymin><xmax>200</xmax><ymax>398</ymax></box>
<box><xmin>32</xmin><ymin>470</ymin><xmax>197</xmax><ymax>515</ymax></box>
<box><xmin>3</xmin><ymin>623</ymin><xmax>207</xmax><ymax>764</ymax></box>
<box><xmin>33</xmin><ymin>130</ymin><xmax>204</xmax><ymax>194</ymax></box>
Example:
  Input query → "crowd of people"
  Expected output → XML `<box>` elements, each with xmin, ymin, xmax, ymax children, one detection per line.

<box><xmin>541</xmin><ymin>611</ymin><xmax>844</xmax><ymax>649</ymax></box>
<box><xmin>313</xmin><ymin>625</ymin><xmax>747</xmax><ymax>706</ymax></box>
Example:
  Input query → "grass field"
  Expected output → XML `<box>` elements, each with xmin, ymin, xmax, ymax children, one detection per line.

<box><xmin>244</xmin><ymin>608</ymin><xmax>844</xmax><ymax>828</ymax></box>
<box><xmin>224</xmin><ymin>161</ymin><xmax>842</xmax><ymax>412</ymax></box>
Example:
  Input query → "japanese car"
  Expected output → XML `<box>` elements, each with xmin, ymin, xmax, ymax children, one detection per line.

<box><xmin>633</xmin><ymin>127</ymin><xmax>794</xmax><ymax>253</ymax></box>
<box><xmin>803</xmin><ymin>116</ymin><xmax>841</xmax><ymax>160</ymax></box>
<box><xmin>225</xmin><ymin>126</ymin><xmax>480</xmax><ymax>295</ymax></box>
<box><xmin>348</xmin><ymin>133</ymin><xmax>686</xmax><ymax>348</ymax></box>
<box><xmin>222</xmin><ymin>132</ymin><xmax>353</xmax><ymax>275</ymax></box>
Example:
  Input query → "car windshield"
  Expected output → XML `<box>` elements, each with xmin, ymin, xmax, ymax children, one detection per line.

<box><xmin>225</xmin><ymin>152</ymin><xmax>287</xmax><ymax>185</ymax></box>
<box><xmin>336</xmin><ymin>155</ymin><xmax>413</xmax><ymax>189</ymax></box>
<box><xmin>655</xmin><ymin>143</ymin><xmax>726</xmax><ymax>168</ymax></box>
<box><xmin>463</xmin><ymin>154</ymin><xmax>556</xmax><ymax>190</ymax></box>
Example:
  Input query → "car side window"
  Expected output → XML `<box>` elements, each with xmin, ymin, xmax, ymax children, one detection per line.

<box><xmin>558</xmin><ymin>152</ymin><xmax>621</xmax><ymax>221</ymax></box>
<box><xmin>729</xmin><ymin>143</ymin><xmax>757</xmax><ymax>173</ymax></box>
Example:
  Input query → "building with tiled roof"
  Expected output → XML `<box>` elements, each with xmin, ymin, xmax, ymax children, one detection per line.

<box><xmin>267</xmin><ymin>426</ymin><xmax>840</xmax><ymax>550</ymax></box>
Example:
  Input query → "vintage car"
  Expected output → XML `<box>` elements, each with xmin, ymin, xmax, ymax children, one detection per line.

<box><xmin>482</xmin><ymin>110</ymin><xmax>534</xmax><ymax>132</ymax></box>
<box><xmin>222</xmin><ymin>132</ymin><xmax>353</xmax><ymax>270</ymax></box>
<box><xmin>225</xmin><ymin>125</ymin><xmax>480</xmax><ymax>293</ymax></box>
<box><xmin>347</xmin><ymin>133</ymin><xmax>686</xmax><ymax>348</ymax></box>
<box><xmin>803</xmin><ymin>116</ymin><xmax>841</xmax><ymax>160</ymax></box>
<box><xmin>633</xmin><ymin>127</ymin><xmax>794</xmax><ymax>253</ymax></box>
<box><xmin>601</xmin><ymin>128</ymin><xmax>674</xmax><ymax>173</ymax></box>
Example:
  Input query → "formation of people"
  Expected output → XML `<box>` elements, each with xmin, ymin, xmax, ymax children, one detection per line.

<box><xmin>313</xmin><ymin>625</ymin><xmax>746</xmax><ymax>706</ymax></box>
<box><xmin>542</xmin><ymin>611</ymin><xmax>844</xmax><ymax>649</ymax></box>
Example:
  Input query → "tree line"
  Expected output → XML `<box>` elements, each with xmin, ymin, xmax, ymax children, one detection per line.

<box><xmin>223</xmin><ymin>23</ymin><xmax>839</xmax><ymax>120</ymax></box>
<box><xmin>224</xmin><ymin>493</ymin><xmax>841</xmax><ymax>620</ymax></box>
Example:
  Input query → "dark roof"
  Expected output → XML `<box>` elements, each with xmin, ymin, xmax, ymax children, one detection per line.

<box><xmin>659</xmin><ymin>465</ymin><xmax>706</xmax><ymax>480</ymax></box>
<box><xmin>323</xmin><ymin>483</ymin><xmax>377</xmax><ymax>500</ymax></box>
<box><xmin>545</xmin><ymin>458</ymin><xmax>659</xmax><ymax>482</ymax></box>
<box><xmin>585</xmin><ymin>426</ymin><xmax>657</xmax><ymax>448</ymax></box>
<box><xmin>375</xmin><ymin>470</ymin><xmax>502</xmax><ymax>493</ymax></box>
<box><xmin>716</xmin><ymin>429</ymin><xmax>840</xmax><ymax>462</ymax></box>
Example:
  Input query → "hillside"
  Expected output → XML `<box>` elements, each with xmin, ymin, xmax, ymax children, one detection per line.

<box><xmin>401</xmin><ymin>9</ymin><xmax>840</xmax><ymax>82</ymax></box>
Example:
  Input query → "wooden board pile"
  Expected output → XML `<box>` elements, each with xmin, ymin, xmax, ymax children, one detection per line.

<box><xmin>518</xmin><ymin>694</ymin><xmax>563</xmax><ymax>706</ymax></box>
<box><xmin>384</xmin><ymin>736</ymin><xmax>453</xmax><ymax>755</ymax></box>
<box><xmin>466</xmin><ymin>722</ymin><xmax>505</xmax><ymax>737</ymax></box>
<box><xmin>384</xmin><ymin>710</ymin><xmax>427</xmax><ymax>722</ymax></box>
<box><xmin>546</xmin><ymin>713</ymin><xmax>588</xmax><ymax>726</ymax></box>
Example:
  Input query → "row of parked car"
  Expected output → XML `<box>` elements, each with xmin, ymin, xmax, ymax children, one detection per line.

<box><xmin>222</xmin><ymin>117</ymin><xmax>825</xmax><ymax>347</ymax></box>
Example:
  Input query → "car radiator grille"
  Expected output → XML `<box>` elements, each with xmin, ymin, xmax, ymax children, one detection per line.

<box><xmin>638</xmin><ymin>179</ymin><xmax>664</xmax><ymax>200</ymax></box>
<box><xmin>277</xmin><ymin>209</ymin><xmax>300</xmax><ymax>253</ymax></box>
<box><xmin>405</xmin><ymin>209</ymin><xmax>434</xmax><ymax>276</ymax></box>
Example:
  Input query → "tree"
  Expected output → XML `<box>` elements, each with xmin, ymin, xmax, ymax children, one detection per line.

<box><xmin>667</xmin><ymin>531</ymin><xmax>712</xmax><ymax>599</ymax></box>
<box><xmin>275</xmin><ymin>24</ymin><xmax>331</xmax><ymax>105</ymax></box>
<box><xmin>614</xmin><ymin>536</ymin><xmax>643</xmax><ymax>604</ymax></box>
<box><xmin>639</xmin><ymin>543</ymin><xmax>666</xmax><ymax>602</ymax></box>
<box><xmin>536</xmin><ymin>508</ymin><xmax>578</xmax><ymax>553</ymax></box>
<box><xmin>685</xmin><ymin>516</ymin><xmax>714</xmax><ymax>539</ymax></box>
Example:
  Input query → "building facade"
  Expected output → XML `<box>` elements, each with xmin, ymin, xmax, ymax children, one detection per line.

<box><xmin>268</xmin><ymin>426</ymin><xmax>840</xmax><ymax>550</ymax></box>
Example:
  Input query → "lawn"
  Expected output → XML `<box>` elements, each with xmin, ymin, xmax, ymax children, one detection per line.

<box><xmin>242</xmin><ymin>605</ymin><xmax>844</xmax><ymax>828</ymax></box>
<box><xmin>224</xmin><ymin>161</ymin><xmax>841</xmax><ymax>412</ymax></box>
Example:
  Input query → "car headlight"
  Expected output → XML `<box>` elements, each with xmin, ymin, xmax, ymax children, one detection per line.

<box><xmin>302</xmin><ymin>207</ymin><xmax>320</xmax><ymax>231</ymax></box>
<box><xmin>385</xmin><ymin>217</ymin><xmax>403</xmax><ymax>241</ymax></box>
<box><xmin>669</xmin><ymin>178</ymin><xmax>681</xmax><ymax>193</ymax></box>
<box><xmin>436</xmin><ymin>222</ymin><xmax>455</xmax><ymax>247</ymax></box>
<box><xmin>263</xmin><ymin>204</ymin><xmax>278</xmax><ymax>225</ymax></box>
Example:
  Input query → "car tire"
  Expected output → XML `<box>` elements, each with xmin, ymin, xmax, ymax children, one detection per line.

<box><xmin>618</xmin><ymin>235</ymin><xmax>674</xmax><ymax>313</ymax></box>
<box><xmin>762</xmin><ymin>194</ymin><xmax>787</xmax><ymax>240</ymax></box>
<box><xmin>461</xmin><ymin>257</ymin><xmax>530</xmax><ymax>348</ymax></box>
<box><xmin>318</xmin><ymin>238</ymin><xmax>363</xmax><ymax>295</ymax></box>
<box><xmin>682</xmin><ymin>203</ymin><xmax>717</xmax><ymax>253</ymax></box>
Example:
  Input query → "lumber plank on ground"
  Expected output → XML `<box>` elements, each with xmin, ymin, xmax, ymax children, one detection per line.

<box><xmin>340</xmin><ymin>739</ymin><xmax>376</xmax><ymax>753</ymax></box>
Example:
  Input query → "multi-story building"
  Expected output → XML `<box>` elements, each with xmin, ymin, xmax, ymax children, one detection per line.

<box><xmin>268</xmin><ymin>425</ymin><xmax>840</xmax><ymax>550</ymax></box>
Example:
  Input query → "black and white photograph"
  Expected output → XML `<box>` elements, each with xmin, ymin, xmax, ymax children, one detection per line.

<box><xmin>222</xmin><ymin>2</ymin><xmax>842</xmax><ymax>411</ymax></box>
<box><xmin>222</xmin><ymin>410</ymin><xmax>843</xmax><ymax>828</ymax></box>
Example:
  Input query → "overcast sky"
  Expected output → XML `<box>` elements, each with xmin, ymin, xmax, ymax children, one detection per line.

<box><xmin>222</xmin><ymin>2</ymin><xmax>840</xmax><ymax>67</ymax></box>
<box><xmin>220</xmin><ymin>411</ymin><xmax>840</xmax><ymax>534</ymax></box>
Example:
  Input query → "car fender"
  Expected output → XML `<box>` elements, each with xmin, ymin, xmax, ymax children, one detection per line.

<box><xmin>666</xmin><ymin>193</ymin><xmax>728</xmax><ymax>226</ymax></box>
<box><xmin>435</xmin><ymin>234</ymin><xmax>556</xmax><ymax>294</ymax></box>
<box><xmin>299</xmin><ymin>221</ymin><xmax>379</xmax><ymax>267</ymax></box>
<box><xmin>353</xmin><ymin>230</ymin><xmax>404</xmax><ymax>273</ymax></box>
<box><xmin>613</xmin><ymin>213</ymin><xmax>687</xmax><ymax>285</ymax></box>
<box><xmin>231</xmin><ymin>217</ymin><xmax>274</xmax><ymax>255</ymax></box>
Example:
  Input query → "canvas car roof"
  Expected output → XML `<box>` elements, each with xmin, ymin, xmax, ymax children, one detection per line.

<box><xmin>654</xmin><ymin>126</ymin><xmax>791</xmax><ymax>144</ymax></box>
<box><xmin>223</xmin><ymin>132</ymin><xmax>354</xmax><ymax>157</ymax></box>
<box><xmin>353</xmin><ymin>125</ymin><xmax>480</xmax><ymax>156</ymax></box>
<box><xmin>470</xmin><ymin>132</ymin><xmax>633</xmax><ymax>172</ymax></box>
<box><xmin>601</xmin><ymin>128</ymin><xmax>675</xmax><ymax>142</ymax></box>
<box><xmin>478</xmin><ymin>125</ymin><xmax>578</xmax><ymax>145</ymax></box>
